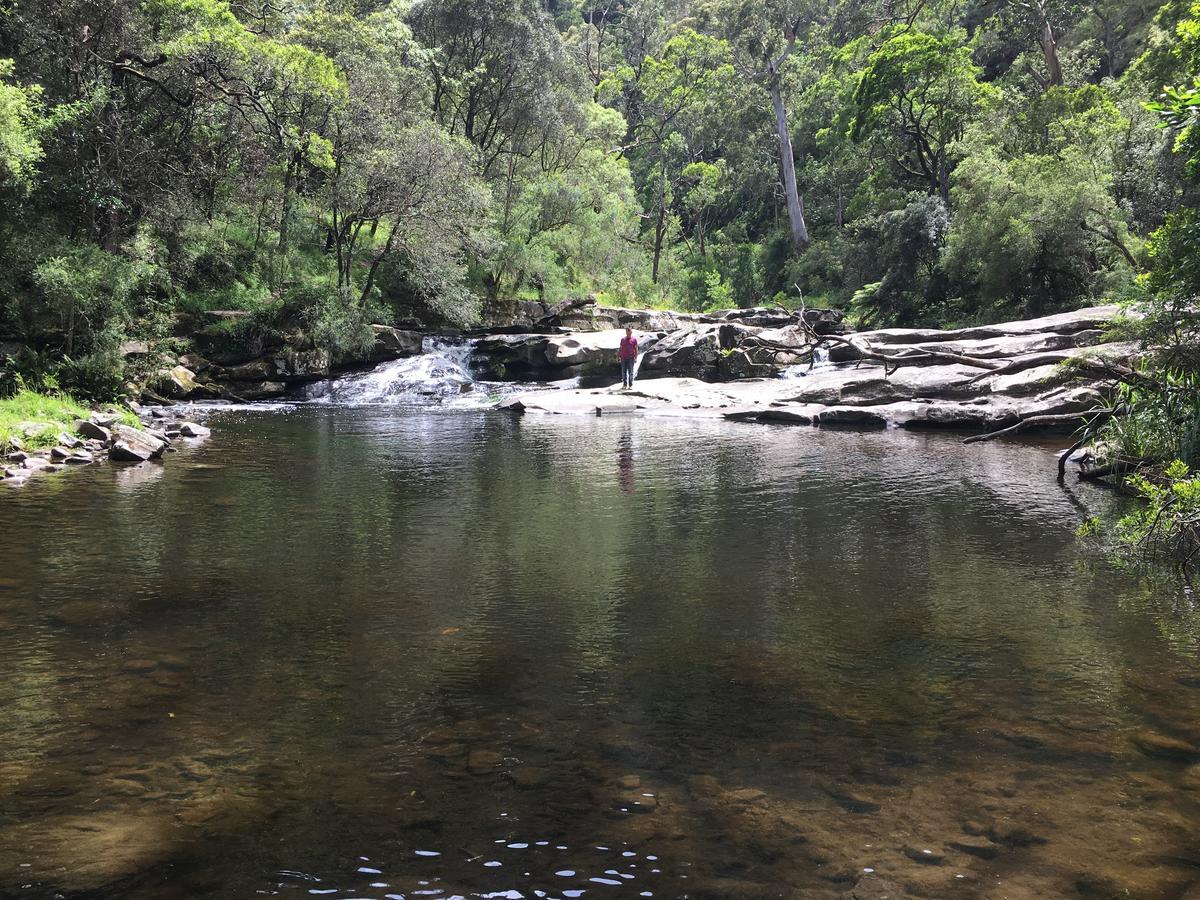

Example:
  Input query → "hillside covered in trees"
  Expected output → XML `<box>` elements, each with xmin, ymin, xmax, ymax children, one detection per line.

<box><xmin>0</xmin><ymin>0</ymin><xmax>1199</xmax><ymax>398</ymax></box>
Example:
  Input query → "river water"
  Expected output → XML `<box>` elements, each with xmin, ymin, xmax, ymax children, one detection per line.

<box><xmin>2</xmin><ymin>395</ymin><xmax>1200</xmax><ymax>898</ymax></box>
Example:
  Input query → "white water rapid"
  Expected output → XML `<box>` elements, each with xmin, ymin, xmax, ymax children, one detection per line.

<box><xmin>322</xmin><ymin>337</ymin><xmax>479</xmax><ymax>404</ymax></box>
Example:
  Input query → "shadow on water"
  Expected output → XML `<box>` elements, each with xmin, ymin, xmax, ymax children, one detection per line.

<box><xmin>1</xmin><ymin>408</ymin><xmax>1200</xmax><ymax>898</ymax></box>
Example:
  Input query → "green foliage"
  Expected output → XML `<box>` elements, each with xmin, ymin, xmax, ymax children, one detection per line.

<box><xmin>844</xmin><ymin>194</ymin><xmax>949</xmax><ymax>326</ymax></box>
<box><xmin>298</xmin><ymin>285</ymin><xmax>381</xmax><ymax>359</ymax></box>
<box><xmin>851</xmin><ymin>30</ymin><xmax>997</xmax><ymax>198</ymax></box>
<box><xmin>945</xmin><ymin>146</ymin><xmax>1134</xmax><ymax>315</ymax></box>
<box><xmin>1115</xmin><ymin>461</ymin><xmax>1200</xmax><ymax>574</ymax></box>
<box><xmin>0</xmin><ymin>387</ymin><xmax>91</xmax><ymax>451</ymax></box>
<box><xmin>0</xmin><ymin>0</ymin><xmax>1194</xmax><ymax>388</ymax></box>
<box><xmin>0</xmin><ymin>60</ymin><xmax>44</xmax><ymax>188</ymax></box>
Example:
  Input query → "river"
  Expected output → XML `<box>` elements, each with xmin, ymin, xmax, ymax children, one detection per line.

<box><xmin>2</xmin><ymin>384</ymin><xmax>1200</xmax><ymax>898</ymax></box>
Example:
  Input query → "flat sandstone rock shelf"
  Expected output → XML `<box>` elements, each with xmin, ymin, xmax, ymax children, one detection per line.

<box><xmin>496</xmin><ymin>305</ymin><xmax>1135</xmax><ymax>435</ymax></box>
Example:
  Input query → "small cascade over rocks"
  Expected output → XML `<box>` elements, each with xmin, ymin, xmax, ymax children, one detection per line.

<box><xmin>323</xmin><ymin>337</ymin><xmax>478</xmax><ymax>404</ymax></box>
<box><xmin>782</xmin><ymin>345</ymin><xmax>834</xmax><ymax>379</ymax></box>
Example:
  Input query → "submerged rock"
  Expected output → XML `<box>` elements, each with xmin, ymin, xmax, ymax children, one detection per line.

<box><xmin>1132</xmin><ymin>730</ymin><xmax>1200</xmax><ymax>761</ymax></box>
<box><xmin>842</xmin><ymin>874</ymin><xmax>906</xmax><ymax>899</ymax></box>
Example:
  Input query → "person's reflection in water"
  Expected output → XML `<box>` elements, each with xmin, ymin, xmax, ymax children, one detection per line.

<box><xmin>617</xmin><ymin>425</ymin><xmax>636</xmax><ymax>492</ymax></box>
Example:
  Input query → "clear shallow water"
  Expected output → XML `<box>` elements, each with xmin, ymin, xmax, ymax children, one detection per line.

<box><xmin>1</xmin><ymin>408</ymin><xmax>1200</xmax><ymax>898</ymax></box>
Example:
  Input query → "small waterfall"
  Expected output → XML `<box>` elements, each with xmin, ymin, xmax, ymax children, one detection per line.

<box><xmin>323</xmin><ymin>337</ymin><xmax>477</xmax><ymax>404</ymax></box>
<box><xmin>631</xmin><ymin>349</ymin><xmax>647</xmax><ymax>380</ymax></box>
<box><xmin>782</xmin><ymin>344</ymin><xmax>834</xmax><ymax>379</ymax></box>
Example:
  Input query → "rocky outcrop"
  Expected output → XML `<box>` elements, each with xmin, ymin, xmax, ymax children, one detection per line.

<box><xmin>495</xmin><ymin>306</ymin><xmax>1135</xmax><ymax>437</ymax></box>
<box><xmin>366</xmin><ymin>325</ymin><xmax>423</xmax><ymax>361</ymax></box>
<box><xmin>3</xmin><ymin>409</ymin><xmax>213</xmax><ymax>487</ymax></box>
<box><xmin>131</xmin><ymin>324</ymin><xmax>423</xmax><ymax>403</ymax></box>
<box><xmin>474</xmin><ymin>329</ymin><xmax>664</xmax><ymax>379</ymax></box>
<box><xmin>473</xmin><ymin>306</ymin><xmax>847</xmax><ymax>379</ymax></box>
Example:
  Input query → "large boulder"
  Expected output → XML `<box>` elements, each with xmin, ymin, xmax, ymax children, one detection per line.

<box><xmin>220</xmin><ymin>358</ymin><xmax>274</xmax><ymax>381</ymax></box>
<box><xmin>224</xmin><ymin>381</ymin><xmax>287</xmax><ymax>401</ymax></box>
<box><xmin>717</xmin><ymin>347</ymin><xmax>778</xmax><ymax>379</ymax></box>
<box><xmin>542</xmin><ymin>329</ymin><xmax>643</xmax><ymax>369</ymax></box>
<box><xmin>642</xmin><ymin>324</ymin><xmax>755</xmax><ymax>376</ymax></box>
<box><xmin>273</xmin><ymin>348</ymin><xmax>330</xmax><ymax>381</ymax></box>
<box><xmin>111</xmin><ymin>424</ymin><xmax>166</xmax><ymax>459</ymax></box>
<box><xmin>369</xmin><ymin>325</ymin><xmax>423</xmax><ymax>361</ymax></box>
<box><xmin>151</xmin><ymin>365</ymin><xmax>199</xmax><ymax>399</ymax></box>
<box><xmin>75</xmin><ymin>420</ymin><xmax>112</xmax><ymax>443</ymax></box>
<box><xmin>473</xmin><ymin>334</ymin><xmax>554</xmax><ymax>377</ymax></box>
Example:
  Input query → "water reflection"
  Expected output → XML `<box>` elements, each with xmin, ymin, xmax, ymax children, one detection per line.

<box><xmin>617</xmin><ymin>425</ymin><xmax>635</xmax><ymax>494</ymax></box>
<box><xmin>0</xmin><ymin>408</ymin><xmax>1197</xmax><ymax>898</ymax></box>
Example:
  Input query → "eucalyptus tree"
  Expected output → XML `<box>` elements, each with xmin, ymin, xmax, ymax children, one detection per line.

<box><xmin>850</xmin><ymin>29</ymin><xmax>996</xmax><ymax>200</ymax></box>
<box><xmin>293</xmin><ymin>6</ymin><xmax>490</xmax><ymax>320</ymax></box>
<box><xmin>601</xmin><ymin>28</ymin><xmax>734</xmax><ymax>282</ymax></box>
<box><xmin>708</xmin><ymin>0</ymin><xmax>820</xmax><ymax>255</ymax></box>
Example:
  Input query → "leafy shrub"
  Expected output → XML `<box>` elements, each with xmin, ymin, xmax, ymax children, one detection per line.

<box><xmin>1115</xmin><ymin>460</ymin><xmax>1200</xmax><ymax>574</ymax></box>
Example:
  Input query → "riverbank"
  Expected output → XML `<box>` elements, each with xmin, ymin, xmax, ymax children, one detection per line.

<box><xmin>1</xmin><ymin>389</ymin><xmax>210</xmax><ymax>486</ymax></box>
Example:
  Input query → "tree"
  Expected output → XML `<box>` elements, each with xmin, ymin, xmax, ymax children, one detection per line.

<box><xmin>713</xmin><ymin>0</ymin><xmax>819</xmax><ymax>255</ymax></box>
<box><xmin>944</xmin><ymin>145</ymin><xmax>1136</xmax><ymax>313</ymax></box>
<box><xmin>0</xmin><ymin>61</ymin><xmax>45</xmax><ymax>189</ymax></box>
<box><xmin>604</xmin><ymin>27</ymin><xmax>735</xmax><ymax>282</ymax></box>
<box><xmin>851</xmin><ymin>29</ymin><xmax>997</xmax><ymax>200</ymax></box>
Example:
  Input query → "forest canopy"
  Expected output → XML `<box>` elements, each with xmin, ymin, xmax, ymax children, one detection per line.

<box><xmin>1</xmin><ymin>0</ymin><xmax>1198</xmax><ymax>394</ymax></box>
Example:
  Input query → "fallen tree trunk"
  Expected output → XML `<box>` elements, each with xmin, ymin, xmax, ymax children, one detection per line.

<box><xmin>1078</xmin><ymin>459</ymin><xmax>1144</xmax><ymax>481</ymax></box>
<box><xmin>962</xmin><ymin>408</ymin><xmax>1113</xmax><ymax>444</ymax></box>
<box><xmin>534</xmin><ymin>297</ymin><xmax>595</xmax><ymax>329</ymax></box>
<box><xmin>801</xmin><ymin>330</ymin><xmax>1001</xmax><ymax>373</ymax></box>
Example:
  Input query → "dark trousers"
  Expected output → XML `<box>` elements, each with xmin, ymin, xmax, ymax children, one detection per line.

<box><xmin>620</xmin><ymin>357</ymin><xmax>636</xmax><ymax>386</ymax></box>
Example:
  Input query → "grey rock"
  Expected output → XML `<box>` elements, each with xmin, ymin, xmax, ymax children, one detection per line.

<box><xmin>227</xmin><ymin>381</ymin><xmax>286</xmax><ymax>401</ymax></box>
<box><xmin>222</xmin><ymin>359</ymin><xmax>274</xmax><ymax>381</ymax></box>
<box><xmin>369</xmin><ymin>325</ymin><xmax>423</xmax><ymax>361</ymax></box>
<box><xmin>842</xmin><ymin>874</ymin><xmax>906</xmax><ymax>899</ymax></box>
<box><xmin>816</xmin><ymin>407</ymin><xmax>888</xmax><ymax>429</ymax></box>
<box><xmin>179</xmin><ymin>422</ymin><xmax>211</xmax><ymax>438</ymax></box>
<box><xmin>109</xmin><ymin>441</ymin><xmax>151</xmax><ymax>463</ymax></box>
<box><xmin>64</xmin><ymin>452</ymin><xmax>94</xmax><ymax>465</ymax></box>
<box><xmin>111</xmin><ymin>424</ymin><xmax>166</xmax><ymax>460</ymax></box>
<box><xmin>178</xmin><ymin>353</ymin><xmax>212</xmax><ymax>374</ymax></box>
<box><xmin>902</xmin><ymin>845</ymin><xmax>945</xmax><ymax>865</ymax></box>
<box><xmin>270</xmin><ymin>348</ymin><xmax>331</xmax><ymax>381</ymax></box>
<box><xmin>76</xmin><ymin>420</ymin><xmax>112</xmax><ymax>442</ymax></box>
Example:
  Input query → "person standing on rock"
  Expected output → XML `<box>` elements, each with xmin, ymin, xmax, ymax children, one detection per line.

<box><xmin>618</xmin><ymin>326</ymin><xmax>639</xmax><ymax>390</ymax></box>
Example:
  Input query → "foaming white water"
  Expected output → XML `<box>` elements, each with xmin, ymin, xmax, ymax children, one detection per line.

<box><xmin>782</xmin><ymin>345</ymin><xmax>834</xmax><ymax>379</ymax></box>
<box><xmin>324</xmin><ymin>337</ymin><xmax>477</xmax><ymax>404</ymax></box>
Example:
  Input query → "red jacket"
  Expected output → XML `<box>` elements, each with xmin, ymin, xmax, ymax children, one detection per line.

<box><xmin>618</xmin><ymin>335</ymin><xmax>639</xmax><ymax>360</ymax></box>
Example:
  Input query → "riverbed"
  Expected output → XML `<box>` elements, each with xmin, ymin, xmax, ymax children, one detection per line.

<box><xmin>1</xmin><ymin>405</ymin><xmax>1199</xmax><ymax>898</ymax></box>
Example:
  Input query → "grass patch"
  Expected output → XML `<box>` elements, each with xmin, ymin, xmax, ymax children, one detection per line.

<box><xmin>0</xmin><ymin>389</ymin><xmax>136</xmax><ymax>452</ymax></box>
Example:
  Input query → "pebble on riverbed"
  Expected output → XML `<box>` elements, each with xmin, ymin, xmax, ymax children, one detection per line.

<box><xmin>1</xmin><ymin>409</ymin><xmax>213</xmax><ymax>486</ymax></box>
